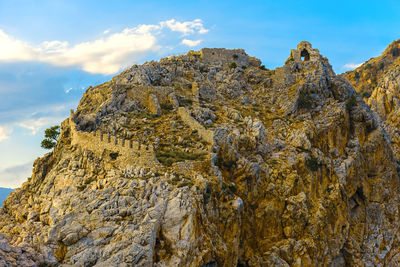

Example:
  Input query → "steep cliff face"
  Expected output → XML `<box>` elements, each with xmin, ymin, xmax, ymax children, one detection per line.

<box><xmin>344</xmin><ymin>39</ymin><xmax>400</xmax><ymax>99</ymax></box>
<box><xmin>346</xmin><ymin>40</ymin><xmax>400</xmax><ymax>159</ymax></box>
<box><xmin>1</xmin><ymin>42</ymin><xmax>400</xmax><ymax>266</ymax></box>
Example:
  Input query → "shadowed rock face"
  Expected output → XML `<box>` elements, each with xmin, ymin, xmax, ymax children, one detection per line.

<box><xmin>346</xmin><ymin>39</ymin><xmax>400</xmax><ymax>159</ymax></box>
<box><xmin>1</xmin><ymin>44</ymin><xmax>400</xmax><ymax>266</ymax></box>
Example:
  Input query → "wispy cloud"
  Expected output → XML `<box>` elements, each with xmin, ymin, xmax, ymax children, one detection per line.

<box><xmin>343</xmin><ymin>62</ymin><xmax>363</xmax><ymax>70</ymax></box>
<box><xmin>0</xmin><ymin>126</ymin><xmax>12</xmax><ymax>142</ymax></box>
<box><xmin>0</xmin><ymin>19</ymin><xmax>209</xmax><ymax>75</ymax></box>
<box><xmin>181</xmin><ymin>39</ymin><xmax>202</xmax><ymax>47</ymax></box>
<box><xmin>0</xmin><ymin>161</ymin><xmax>33</xmax><ymax>188</ymax></box>
<box><xmin>0</xmin><ymin>102</ymin><xmax>72</xmax><ymax>135</ymax></box>
<box><xmin>17</xmin><ymin>116</ymin><xmax>64</xmax><ymax>135</ymax></box>
<box><xmin>161</xmin><ymin>19</ymin><xmax>208</xmax><ymax>35</ymax></box>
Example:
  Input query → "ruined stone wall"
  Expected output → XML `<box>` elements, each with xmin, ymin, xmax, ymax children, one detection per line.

<box><xmin>177</xmin><ymin>107</ymin><xmax>214</xmax><ymax>145</ymax></box>
<box><xmin>289</xmin><ymin>41</ymin><xmax>322</xmax><ymax>62</ymax></box>
<box><xmin>68</xmin><ymin>115</ymin><xmax>155</xmax><ymax>164</ymax></box>
<box><xmin>200</xmin><ymin>48</ymin><xmax>249</xmax><ymax>66</ymax></box>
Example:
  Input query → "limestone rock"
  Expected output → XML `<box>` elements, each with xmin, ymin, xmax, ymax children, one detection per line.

<box><xmin>1</xmin><ymin>43</ymin><xmax>400</xmax><ymax>267</ymax></box>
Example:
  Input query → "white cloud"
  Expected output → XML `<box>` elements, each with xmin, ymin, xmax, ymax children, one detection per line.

<box><xmin>0</xmin><ymin>30</ymin><xmax>36</xmax><ymax>61</ymax></box>
<box><xmin>343</xmin><ymin>63</ymin><xmax>363</xmax><ymax>70</ymax></box>
<box><xmin>0</xmin><ymin>19</ymin><xmax>209</xmax><ymax>75</ymax></box>
<box><xmin>0</xmin><ymin>126</ymin><xmax>12</xmax><ymax>142</ymax></box>
<box><xmin>161</xmin><ymin>19</ymin><xmax>208</xmax><ymax>35</ymax></box>
<box><xmin>103</xmin><ymin>29</ymin><xmax>110</xmax><ymax>35</ymax></box>
<box><xmin>181</xmin><ymin>39</ymin><xmax>202</xmax><ymax>47</ymax></box>
<box><xmin>15</xmin><ymin>102</ymin><xmax>71</xmax><ymax>134</ymax></box>
<box><xmin>17</xmin><ymin>116</ymin><xmax>64</xmax><ymax>135</ymax></box>
<box><xmin>0</xmin><ymin>161</ymin><xmax>33</xmax><ymax>188</ymax></box>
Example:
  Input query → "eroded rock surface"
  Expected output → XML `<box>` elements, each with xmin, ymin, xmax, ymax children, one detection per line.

<box><xmin>1</xmin><ymin>43</ymin><xmax>400</xmax><ymax>266</ymax></box>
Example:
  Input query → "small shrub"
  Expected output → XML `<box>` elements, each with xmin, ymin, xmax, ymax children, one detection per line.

<box><xmin>229</xmin><ymin>62</ymin><xmax>238</xmax><ymax>69</ymax></box>
<box><xmin>136</xmin><ymin>112</ymin><xmax>156</xmax><ymax>120</ymax></box>
<box><xmin>181</xmin><ymin>98</ymin><xmax>193</xmax><ymax>107</ymax></box>
<box><xmin>297</xmin><ymin>89</ymin><xmax>313</xmax><ymax>109</ymax></box>
<box><xmin>378</xmin><ymin>62</ymin><xmax>385</xmax><ymax>70</ymax></box>
<box><xmin>174</xmin><ymin>85</ymin><xmax>182</xmax><ymax>91</ymax></box>
<box><xmin>241</xmin><ymin>65</ymin><xmax>247</xmax><ymax>70</ymax></box>
<box><xmin>268</xmin><ymin>159</ymin><xmax>279</xmax><ymax>165</ymax></box>
<box><xmin>233</xmin><ymin>54</ymin><xmax>239</xmax><ymax>59</ymax></box>
<box><xmin>214</xmin><ymin>156</ymin><xmax>236</xmax><ymax>171</ymax></box>
<box><xmin>178</xmin><ymin>181</ymin><xmax>194</xmax><ymax>188</ymax></box>
<box><xmin>391</xmin><ymin>47</ymin><xmax>400</xmax><ymax>57</ymax></box>
<box><xmin>77</xmin><ymin>184</ymin><xmax>86</xmax><ymax>191</ymax></box>
<box><xmin>346</xmin><ymin>94</ymin><xmax>357</xmax><ymax>113</ymax></box>
<box><xmin>285</xmin><ymin>57</ymin><xmax>294</xmax><ymax>64</ymax></box>
<box><xmin>362</xmin><ymin>92</ymin><xmax>371</xmax><ymax>98</ymax></box>
<box><xmin>306</xmin><ymin>155</ymin><xmax>320</xmax><ymax>171</ymax></box>
<box><xmin>259</xmin><ymin>65</ymin><xmax>267</xmax><ymax>70</ymax></box>
<box><xmin>122</xmin><ymin>124</ymin><xmax>135</xmax><ymax>130</ymax></box>
<box><xmin>161</xmin><ymin>103</ymin><xmax>173</xmax><ymax>111</ymax></box>
<box><xmin>222</xmin><ymin>182</ymin><xmax>228</xmax><ymax>190</ymax></box>
<box><xmin>156</xmin><ymin>149</ymin><xmax>207</xmax><ymax>166</ymax></box>
<box><xmin>229</xmin><ymin>184</ymin><xmax>237</xmax><ymax>193</ymax></box>
<box><xmin>204</xmin><ymin>187</ymin><xmax>211</xmax><ymax>204</ymax></box>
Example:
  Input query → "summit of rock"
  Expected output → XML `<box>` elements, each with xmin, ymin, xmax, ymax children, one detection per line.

<box><xmin>1</xmin><ymin>42</ymin><xmax>400</xmax><ymax>266</ymax></box>
<box><xmin>344</xmin><ymin>39</ymin><xmax>400</xmax><ymax>98</ymax></box>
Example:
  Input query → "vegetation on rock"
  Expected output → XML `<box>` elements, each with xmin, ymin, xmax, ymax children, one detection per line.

<box><xmin>40</xmin><ymin>125</ymin><xmax>60</xmax><ymax>149</ymax></box>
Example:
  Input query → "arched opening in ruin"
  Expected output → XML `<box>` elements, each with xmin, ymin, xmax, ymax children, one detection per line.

<box><xmin>300</xmin><ymin>49</ymin><xmax>310</xmax><ymax>61</ymax></box>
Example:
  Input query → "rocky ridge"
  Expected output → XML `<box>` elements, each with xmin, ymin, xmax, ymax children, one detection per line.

<box><xmin>346</xmin><ymin>39</ymin><xmax>400</xmax><ymax>159</ymax></box>
<box><xmin>1</xmin><ymin>42</ymin><xmax>400</xmax><ymax>266</ymax></box>
<box><xmin>344</xmin><ymin>39</ymin><xmax>400</xmax><ymax>99</ymax></box>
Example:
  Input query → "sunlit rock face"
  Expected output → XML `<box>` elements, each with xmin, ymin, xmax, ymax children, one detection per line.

<box><xmin>1</xmin><ymin>43</ymin><xmax>400</xmax><ymax>266</ymax></box>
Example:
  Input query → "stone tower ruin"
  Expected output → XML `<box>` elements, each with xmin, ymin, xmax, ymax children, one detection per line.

<box><xmin>288</xmin><ymin>41</ymin><xmax>322</xmax><ymax>62</ymax></box>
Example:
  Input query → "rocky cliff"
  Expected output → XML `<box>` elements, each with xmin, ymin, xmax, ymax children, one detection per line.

<box><xmin>344</xmin><ymin>39</ymin><xmax>400</xmax><ymax>99</ymax></box>
<box><xmin>1</xmin><ymin>42</ymin><xmax>400</xmax><ymax>266</ymax></box>
<box><xmin>346</xmin><ymin>39</ymin><xmax>400</xmax><ymax>160</ymax></box>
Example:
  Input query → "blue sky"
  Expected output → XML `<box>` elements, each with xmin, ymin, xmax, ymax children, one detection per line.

<box><xmin>0</xmin><ymin>0</ymin><xmax>399</xmax><ymax>188</ymax></box>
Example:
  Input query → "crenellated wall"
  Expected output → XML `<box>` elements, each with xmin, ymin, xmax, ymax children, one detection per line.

<box><xmin>67</xmin><ymin>112</ymin><xmax>156</xmax><ymax>164</ymax></box>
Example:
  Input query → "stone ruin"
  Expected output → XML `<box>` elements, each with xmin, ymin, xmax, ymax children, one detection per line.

<box><xmin>288</xmin><ymin>41</ymin><xmax>322</xmax><ymax>62</ymax></box>
<box><xmin>200</xmin><ymin>48</ymin><xmax>249</xmax><ymax>66</ymax></box>
<box><xmin>67</xmin><ymin>110</ymin><xmax>155</xmax><ymax>164</ymax></box>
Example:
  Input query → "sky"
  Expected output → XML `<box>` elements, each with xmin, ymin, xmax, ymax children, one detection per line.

<box><xmin>0</xmin><ymin>0</ymin><xmax>400</xmax><ymax>188</ymax></box>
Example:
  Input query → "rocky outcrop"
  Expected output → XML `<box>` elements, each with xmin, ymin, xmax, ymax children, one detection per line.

<box><xmin>0</xmin><ymin>234</ymin><xmax>40</xmax><ymax>266</ymax></box>
<box><xmin>346</xmin><ymin>41</ymin><xmax>400</xmax><ymax>160</ymax></box>
<box><xmin>1</xmin><ymin>45</ymin><xmax>400</xmax><ymax>266</ymax></box>
<box><xmin>344</xmin><ymin>39</ymin><xmax>400</xmax><ymax>98</ymax></box>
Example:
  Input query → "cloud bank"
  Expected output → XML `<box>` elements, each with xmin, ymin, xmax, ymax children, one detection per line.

<box><xmin>0</xmin><ymin>161</ymin><xmax>33</xmax><ymax>188</ymax></box>
<box><xmin>0</xmin><ymin>126</ymin><xmax>11</xmax><ymax>142</ymax></box>
<box><xmin>343</xmin><ymin>63</ymin><xmax>362</xmax><ymax>70</ymax></box>
<box><xmin>181</xmin><ymin>39</ymin><xmax>202</xmax><ymax>47</ymax></box>
<box><xmin>0</xmin><ymin>19</ymin><xmax>208</xmax><ymax>75</ymax></box>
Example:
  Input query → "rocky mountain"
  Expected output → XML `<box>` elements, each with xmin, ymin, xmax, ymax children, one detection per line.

<box><xmin>346</xmin><ymin>39</ymin><xmax>400</xmax><ymax>159</ymax></box>
<box><xmin>1</xmin><ymin>42</ymin><xmax>400</xmax><ymax>266</ymax></box>
<box><xmin>0</xmin><ymin>187</ymin><xmax>13</xmax><ymax>207</ymax></box>
<box><xmin>344</xmin><ymin>39</ymin><xmax>400</xmax><ymax>99</ymax></box>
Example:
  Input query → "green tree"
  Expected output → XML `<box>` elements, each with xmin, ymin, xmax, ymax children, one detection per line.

<box><xmin>41</xmin><ymin>125</ymin><xmax>60</xmax><ymax>149</ymax></box>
